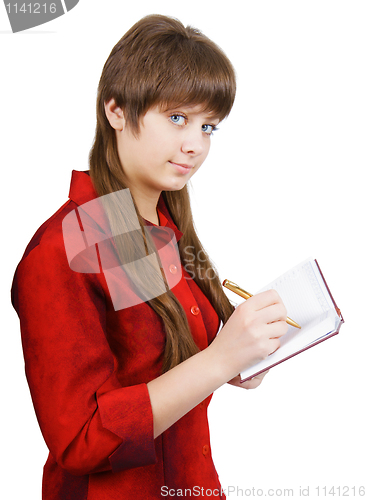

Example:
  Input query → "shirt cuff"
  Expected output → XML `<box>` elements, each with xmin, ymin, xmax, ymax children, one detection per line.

<box><xmin>97</xmin><ymin>383</ymin><xmax>157</xmax><ymax>472</ymax></box>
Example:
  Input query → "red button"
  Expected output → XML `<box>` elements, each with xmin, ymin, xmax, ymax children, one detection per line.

<box><xmin>169</xmin><ymin>264</ymin><xmax>178</xmax><ymax>275</ymax></box>
<box><xmin>190</xmin><ymin>305</ymin><xmax>200</xmax><ymax>316</ymax></box>
<box><xmin>202</xmin><ymin>445</ymin><xmax>209</xmax><ymax>456</ymax></box>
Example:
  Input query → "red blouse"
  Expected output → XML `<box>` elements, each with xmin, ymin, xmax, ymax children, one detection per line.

<box><xmin>11</xmin><ymin>171</ymin><xmax>226</xmax><ymax>499</ymax></box>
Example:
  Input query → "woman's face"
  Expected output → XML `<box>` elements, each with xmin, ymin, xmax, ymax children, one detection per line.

<box><xmin>112</xmin><ymin>103</ymin><xmax>220</xmax><ymax>201</ymax></box>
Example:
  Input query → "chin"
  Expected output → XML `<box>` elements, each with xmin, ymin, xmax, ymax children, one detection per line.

<box><xmin>162</xmin><ymin>179</ymin><xmax>189</xmax><ymax>192</ymax></box>
<box><xmin>169</xmin><ymin>181</ymin><xmax>189</xmax><ymax>192</ymax></box>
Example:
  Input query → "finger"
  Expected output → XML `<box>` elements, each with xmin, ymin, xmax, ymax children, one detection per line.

<box><xmin>258</xmin><ymin>302</ymin><xmax>287</xmax><ymax>325</ymax></box>
<box><xmin>248</xmin><ymin>289</ymin><xmax>283</xmax><ymax>311</ymax></box>
<box><xmin>229</xmin><ymin>370</ymin><xmax>270</xmax><ymax>389</ymax></box>
<box><xmin>242</xmin><ymin>376</ymin><xmax>264</xmax><ymax>390</ymax></box>
<box><xmin>266</xmin><ymin>320</ymin><xmax>288</xmax><ymax>339</ymax></box>
<box><xmin>255</xmin><ymin>370</ymin><xmax>269</xmax><ymax>380</ymax></box>
<box><xmin>266</xmin><ymin>337</ymin><xmax>282</xmax><ymax>355</ymax></box>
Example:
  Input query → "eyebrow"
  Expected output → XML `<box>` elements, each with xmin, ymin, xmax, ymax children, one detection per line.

<box><xmin>163</xmin><ymin>106</ymin><xmax>221</xmax><ymax>122</ymax></box>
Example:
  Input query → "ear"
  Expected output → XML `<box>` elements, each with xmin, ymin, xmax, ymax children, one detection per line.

<box><xmin>104</xmin><ymin>98</ymin><xmax>125</xmax><ymax>131</ymax></box>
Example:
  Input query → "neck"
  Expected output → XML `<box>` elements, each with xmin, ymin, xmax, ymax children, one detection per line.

<box><xmin>131</xmin><ymin>189</ymin><xmax>161</xmax><ymax>225</ymax></box>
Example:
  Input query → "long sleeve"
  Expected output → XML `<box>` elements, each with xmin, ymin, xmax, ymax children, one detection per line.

<box><xmin>11</xmin><ymin>172</ymin><xmax>226</xmax><ymax>499</ymax></box>
<box><xmin>11</xmin><ymin>214</ymin><xmax>157</xmax><ymax>476</ymax></box>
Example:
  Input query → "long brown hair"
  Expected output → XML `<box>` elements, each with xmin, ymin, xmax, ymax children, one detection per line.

<box><xmin>89</xmin><ymin>14</ymin><xmax>236</xmax><ymax>372</ymax></box>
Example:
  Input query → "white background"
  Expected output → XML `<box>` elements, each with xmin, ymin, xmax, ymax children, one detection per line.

<box><xmin>1</xmin><ymin>1</ymin><xmax>366</xmax><ymax>498</ymax></box>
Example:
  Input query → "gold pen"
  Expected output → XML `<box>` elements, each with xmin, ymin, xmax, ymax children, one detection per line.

<box><xmin>223</xmin><ymin>279</ymin><xmax>301</xmax><ymax>329</ymax></box>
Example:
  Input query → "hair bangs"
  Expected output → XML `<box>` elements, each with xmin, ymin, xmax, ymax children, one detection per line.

<box><xmin>149</xmin><ymin>34</ymin><xmax>236</xmax><ymax>122</ymax></box>
<box><xmin>155</xmin><ymin>71</ymin><xmax>235</xmax><ymax>122</ymax></box>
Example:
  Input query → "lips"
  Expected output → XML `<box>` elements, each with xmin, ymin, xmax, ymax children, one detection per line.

<box><xmin>169</xmin><ymin>161</ymin><xmax>194</xmax><ymax>174</ymax></box>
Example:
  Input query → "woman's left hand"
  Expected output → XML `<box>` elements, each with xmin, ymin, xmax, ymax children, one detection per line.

<box><xmin>227</xmin><ymin>370</ymin><xmax>269</xmax><ymax>390</ymax></box>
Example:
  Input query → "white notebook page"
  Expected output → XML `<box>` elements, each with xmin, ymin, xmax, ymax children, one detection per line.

<box><xmin>257</xmin><ymin>259</ymin><xmax>335</xmax><ymax>327</ymax></box>
<box><xmin>239</xmin><ymin>258</ymin><xmax>340</xmax><ymax>381</ymax></box>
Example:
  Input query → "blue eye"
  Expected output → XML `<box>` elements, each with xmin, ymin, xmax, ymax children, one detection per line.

<box><xmin>202</xmin><ymin>124</ymin><xmax>217</xmax><ymax>135</ymax></box>
<box><xmin>170</xmin><ymin>114</ymin><xmax>186</xmax><ymax>125</ymax></box>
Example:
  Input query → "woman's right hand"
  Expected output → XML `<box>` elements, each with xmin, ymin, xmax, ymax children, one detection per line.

<box><xmin>209</xmin><ymin>289</ymin><xmax>289</xmax><ymax>382</ymax></box>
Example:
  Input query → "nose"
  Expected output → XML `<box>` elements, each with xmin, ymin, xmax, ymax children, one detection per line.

<box><xmin>181</xmin><ymin>128</ymin><xmax>206</xmax><ymax>157</ymax></box>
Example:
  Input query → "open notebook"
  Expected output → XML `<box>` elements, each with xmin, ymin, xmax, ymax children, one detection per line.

<box><xmin>238</xmin><ymin>258</ymin><xmax>344</xmax><ymax>382</ymax></box>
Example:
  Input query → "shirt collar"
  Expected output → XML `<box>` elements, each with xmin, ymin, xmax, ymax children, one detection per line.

<box><xmin>68</xmin><ymin>170</ymin><xmax>98</xmax><ymax>205</ymax></box>
<box><xmin>145</xmin><ymin>196</ymin><xmax>183</xmax><ymax>243</ymax></box>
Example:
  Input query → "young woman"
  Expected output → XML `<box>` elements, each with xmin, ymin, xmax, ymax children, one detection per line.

<box><xmin>11</xmin><ymin>14</ymin><xmax>288</xmax><ymax>499</ymax></box>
